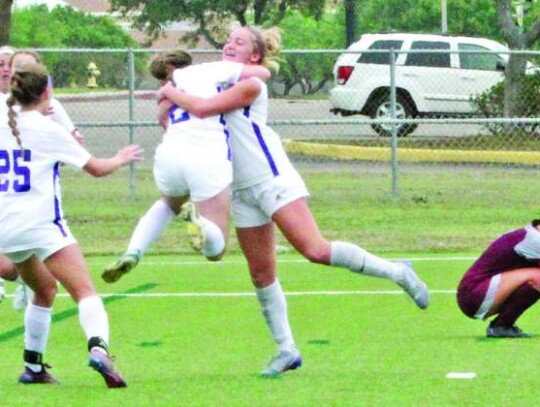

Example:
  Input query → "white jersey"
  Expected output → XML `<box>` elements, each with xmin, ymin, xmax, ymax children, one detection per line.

<box><xmin>163</xmin><ymin>61</ymin><xmax>243</xmax><ymax>154</ymax></box>
<box><xmin>0</xmin><ymin>95</ymin><xmax>75</xmax><ymax>132</ymax></box>
<box><xmin>225</xmin><ymin>78</ymin><xmax>299</xmax><ymax>190</ymax></box>
<box><xmin>49</xmin><ymin>97</ymin><xmax>76</xmax><ymax>132</ymax></box>
<box><xmin>0</xmin><ymin>111</ymin><xmax>91</xmax><ymax>253</ymax></box>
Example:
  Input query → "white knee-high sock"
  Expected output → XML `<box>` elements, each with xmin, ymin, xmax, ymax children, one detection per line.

<box><xmin>256</xmin><ymin>280</ymin><xmax>296</xmax><ymax>352</ymax></box>
<box><xmin>78</xmin><ymin>295</ymin><xmax>109</xmax><ymax>344</ymax></box>
<box><xmin>330</xmin><ymin>241</ymin><xmax>402</xmax><ymax>282</ymax></box>
<box><xmin>24</xmin><ymin>304</ymin><xmax>52</xmax><ymax>354</ymax></box>
<box><xmin>200</xmin><ymin>216</ymin><xmax>225</xmax><ymax>258</ymax></box>
<box><xmin>127</xmin><ymin>199</ymin><xmax>175</xmax><ymax>254</ymax></box>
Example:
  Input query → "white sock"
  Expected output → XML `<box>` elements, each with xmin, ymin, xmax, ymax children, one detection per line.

<box><xmin>78</xmin><ymin>295</ymin><xmax>109</xmax><ymax>344</ymax></box>
<box><xmin>330</xmin><ymin>241</ymin><xmax>402</xmax><ymax>282</ymax></box>
<box><xmin>200</xmin><ymin>216</ymin><xmax>225</xmax><ymax>258</ymax></box>
<box><xmin>24</xmin><ymin>304</ymin><xmax>52</xmax><ymax>354</ymax></box>
<box><xmin>127</xmin><ymin>199</ymin><xmax>175</xmax><ymax>255</ymax></box>
<box><xmin>256</xmin><ymin>280</ymin><xmax>295</xmax><ymax>352</ymax></box>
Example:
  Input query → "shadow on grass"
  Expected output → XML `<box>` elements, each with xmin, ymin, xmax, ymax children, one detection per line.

<box><xmin>0</xmin><ymin>283</ymin><xmax>157</xmax><ymax>343</ymax></box>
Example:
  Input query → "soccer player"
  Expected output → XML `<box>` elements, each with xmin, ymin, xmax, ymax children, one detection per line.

<box><xmin>102</xmin><ymin>50</ymin><xmax>270</xmax><ymax>282</ymax></box>
<box><xmin>0</xmin><ymin>63</ymin><xmax>143</xmax><ymax>386</ymax></box>
<box><xmin>0</xmin><ymin>45</ymin><xmax>17</xmax><ymax>302</ymax></box>
<box><xmin>0</xmin><ymin>49</ymin><xmax>86</xmax><ymax>311</ymax></box>
<box><xmin>457</xmin><ymin>220</ymin><xmax>540</xmax><ymax>338</ymax></box>
<box><xmin>135</xmin><ymin>26</ymin><xmax>430</xmax><ymax>377</ymax></box>
<box><xmin>0</xmin><ymin>45</ymin><xmax>14</xmax><ymax>95</ymax></box>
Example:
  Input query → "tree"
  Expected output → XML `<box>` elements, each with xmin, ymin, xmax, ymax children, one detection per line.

<box><xmin>496</xmin><ymin>0</ymin><xmax>540</xmax><ymax>117</ymax></box>
<box><xmin>357</xmin><ymin>0</ymin><xmax>499</xmax><ymax>40</ymax></box>
<box><xmin>0</xmin><ymin>0</ymin><xmax>13</xmax><ymax>45</ymax></box>
<box><xmin>276</xmin><ymin>9</ymin><xmax>344</xmax><ymax>95</ymax></box>
<box><xmin>109</xmin><ymin>0</ymin><xmax>326</xmax><ymax>47</ymax></box>
<box><xmin>10</xmin><ymin>5</ymin><xmax>142</xmax><ymax>88</ymax></box>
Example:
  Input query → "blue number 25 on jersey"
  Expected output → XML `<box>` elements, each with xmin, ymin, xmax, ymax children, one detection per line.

<box><xmin>0</xmin><ymin>149</ymin><xmax>32</xmax><ymax>192</ymax></box>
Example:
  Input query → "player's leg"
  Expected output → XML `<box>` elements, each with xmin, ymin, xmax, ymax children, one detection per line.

<box><xmin>236</xmin><ymin>224</ymin><xmax>302</xmax><ymax>377</ymax></box>
<box><xmin>0</xmin><ymin>253</ymin><xmax>20</xmax><ymax>303</ymax></box>
<box><xmin>102</xmin><ymin>196</ymin><xmax>184</xmax><ymax>283</ymax></box>
<box><xmin>183</xmin><ymin>186</ymin><xmax>231</xmax><ymax>261</ymax></box>
<box><xmin>273</xmin><ymin>198</ymin><xmax>428</xmax><ymax>309</ymax></box>
<box><xmin>15</xmin><ymin>255</ymin><xmax>58</xmax><ymax>384</ymax></box>
<box><xmin>46</xmin><ymin>244</ymin><xmax>126</xmax><ymax>388</ymax></box>
<box><xmin>484</xmin><ymin>267</ymin><xmax>540</xmax><ymax>338</ymax></box>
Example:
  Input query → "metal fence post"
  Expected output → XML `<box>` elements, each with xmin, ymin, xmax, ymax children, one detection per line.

<box><xmin>389</xmin><ymin>49</ymin><xmax>399</xmax><ymax>199</ymax></box>
<box><xmin>127</xmin><ymin>48</ymin><xmax>137</xmax><ymax>200</ymax></box>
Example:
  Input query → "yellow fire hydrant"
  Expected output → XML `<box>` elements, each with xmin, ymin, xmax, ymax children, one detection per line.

<box><xmin>86</xmin><ymin>62</ymin><xmax>101</xmax><ymax>88</ymax></box>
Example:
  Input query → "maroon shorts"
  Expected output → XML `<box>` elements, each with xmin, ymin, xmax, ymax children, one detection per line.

<box><xmin>456</xmin><ymin>273</ymin><xmax>492</xmax><ymax>319</ymax></box>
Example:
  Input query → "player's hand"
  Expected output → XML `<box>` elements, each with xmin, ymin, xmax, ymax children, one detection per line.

<box><xmin>116</xmin><ymin>144</ymin><xmax>144</xmax><ymax>166</ymax></box>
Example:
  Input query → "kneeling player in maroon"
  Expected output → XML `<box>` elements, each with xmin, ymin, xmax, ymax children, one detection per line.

<box><xmin>457</xmin><ymin>220</ymin><xmax>540</xmax><ymax>338</ymax></box>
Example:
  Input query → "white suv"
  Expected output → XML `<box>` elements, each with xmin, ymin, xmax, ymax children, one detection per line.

<box><xmin>329</xmin><ymin>33</ymin><xmax>515</xmax><ymax>136</ymax></box>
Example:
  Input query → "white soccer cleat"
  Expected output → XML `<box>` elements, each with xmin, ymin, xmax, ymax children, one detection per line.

<box><xmin>102</xmin><ymin>250</ymin><xmax>141</xmax><ymax>283</ymax></box>
<box><xmin>261</xmin><ymin>349</ymin><xmax>303</xmax><ymax>377</ymax></box>
<box><xmin>13</xmin><ymin>283</ymin><xmax>34</xmax><ymax>311</ymax></box>
<box><xmin>180</xmin><ymin>202</ymin><xmax>206</xmax><ymax>253</ymax></box>
<box><xmin>397</xmin><ymin>261</ymin><xmax>429</xmax><ymax>310</ymax></box>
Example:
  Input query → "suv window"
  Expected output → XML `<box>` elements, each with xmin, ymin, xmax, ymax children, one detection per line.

<box><xmin>458</xmin><ymin>43</ymin><xmax>502</xmax><ymax>71</ymax></box>
<box><xmin>358</xmin><ymin>40</ymin><xmax>403</xmax><ymax>65</ymax></box>
<box><xmin>405</xmin><ymin>41</ymin><xmax>451</xmax><ymax>67</ymax></box>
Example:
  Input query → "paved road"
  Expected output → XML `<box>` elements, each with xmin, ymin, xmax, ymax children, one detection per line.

<box><xmin>56</xmin><ymin>92</ymin><xmax>485</xmax><ymax>162</ymax></box>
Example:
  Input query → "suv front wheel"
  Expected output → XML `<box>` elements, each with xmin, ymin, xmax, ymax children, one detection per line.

<box><xmin>369</xmin><ymin>93</ymin><xmax>418</xmax><ymax>137</ymax></box>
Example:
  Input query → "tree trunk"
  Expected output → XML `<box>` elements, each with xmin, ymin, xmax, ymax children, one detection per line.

<box><xmin>503</xmin><ymin>53</ymin><xmax>527</xmax><ymax>117</ymax></box>
<box><xmin>0</xmin><ymin>0</ymin><xmax>12</xmax><ymax>45</ymax></box>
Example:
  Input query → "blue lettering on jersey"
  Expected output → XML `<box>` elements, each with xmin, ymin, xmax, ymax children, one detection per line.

<box><xmin>169</xmin><ymin>104</ymin><xmax>190</xmax><ymax>124</ymax></box>
<box><xmin>0</xmin><ymin>149</ymin><xmax>31</xmax><ymax>193</ymax></box>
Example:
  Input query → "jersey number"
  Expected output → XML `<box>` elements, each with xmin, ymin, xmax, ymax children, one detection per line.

<box><xmin>0</xmin><ymin>149</ymin><xmax>31</xmax><ymax>193</ymax></box>
<box><xmin>169</xmin><ymin>104</ymin><xmax>190</xmax><ymax>124</ymax></box>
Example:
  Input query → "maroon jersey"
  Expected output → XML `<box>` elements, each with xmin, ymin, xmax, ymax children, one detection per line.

<box><xmin>457</xmin><ymin>223</ymin><xmax>540</xmax><ymax>318</ymax></box>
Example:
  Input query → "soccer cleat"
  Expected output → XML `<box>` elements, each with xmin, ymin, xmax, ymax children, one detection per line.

<box><xmin>397</xmin><ymin>261</ymin><xmax>429</xmax><ymax>310</ymax></box>
<box><xmin>180</xmin><ymin>202</ymin><xmax>206</xmax><ymax>253</ymax></box>
<box><xmin>261</xmin><ymin>349</ymin><xmax>303</xmax><ymax>377</ymax></box>
<box><xmin>102</xmin><ymin>250</ymin><xmax>141</xmax><ymax>283</ymax></box>
<box><xmin>88</xmin><ymin>349</ymin><xmax>127</xmax><ymax>388</ymax></box>
<box><xmin>486</xmin><ymin>323</ymin><xmax>531</xmax><ymax>338</ymax></box>
<box><xmin>18</xmin><ymin>365</ymin><xmax>59</xmax><ymax>385</ymax></box>
<box><xmin>0</xmin><ymin>277</ymin><xmax>5</xmax><ymax>303</ymax></box>
<box><xmin>13</xmin><ymin>283</ymin><xmax>34</xmax><ymax>311</ymax></box>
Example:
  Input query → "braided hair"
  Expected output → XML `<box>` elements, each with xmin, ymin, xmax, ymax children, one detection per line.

<box><xmin>6</xmin><ymin>63</ymin><xmax>49</xmax><ymax>149</ymax></box>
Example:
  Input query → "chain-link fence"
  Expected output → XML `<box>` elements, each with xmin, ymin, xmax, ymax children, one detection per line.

<box><xmin>40</xmin><ymin>47</ymin><xmax>540</xmax><ymax>190</ymax></box>
<box><xmin>28</xmin><ymin>47</ymin><xmax>540</xmax><ymax>254</ymax></box>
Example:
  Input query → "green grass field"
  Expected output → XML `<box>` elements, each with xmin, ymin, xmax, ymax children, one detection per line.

<box><xmin>1</xmin><ymin>253</ymin><xmax>539</xmax><ymax>406</ymax></box>
<box><xmin>2</xmin><ymin>157</ymin><xmax>539</xmax><ymax>406</ymax></box>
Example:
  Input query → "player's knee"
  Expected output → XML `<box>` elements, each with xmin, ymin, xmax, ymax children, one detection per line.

<box><xmin>301</xmin><ymin>243</ymin><xmax>331</xmax><ymax>265</ymax></box>
<box><xmin>34</xmin><ymin>281</ymin><xmax>58</xmax><ymax>306</ymax></box>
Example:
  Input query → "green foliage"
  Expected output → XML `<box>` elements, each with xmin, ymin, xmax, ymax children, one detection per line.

<box><xmin>10</xmin><ymin>5</ymin><xmax>144</xmax><ymax>88</ymax></box>
<box><xmin>470</xmin><ymin>72</ymin><xmax>540</xmax><ymax>134</ymax></box>
<box><xmin>357</xmin><ymin>0</ymin><xmax>500</xmax><ymax>41</ymax></box>
<box><xmin>273</xmin><ymin>9</ymin><xmax>344</xmax><ymax>95</ymax></box>
<box><xmin>110</xmin><ymin>0</ymin><xmax>327</xmax><ymax>46</ymax></box>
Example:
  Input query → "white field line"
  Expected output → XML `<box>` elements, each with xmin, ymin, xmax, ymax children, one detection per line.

<box><xmin>87</xmin><ymin>256</ymin><xmax>476</xmax><ymax>266</ymax></box>
<box><xmin>4</xmin><ymin>255</ymin><xmax>459</xmax><ymax>299</ymax></box>
<box><xmin>3</xmin><ymin>289</ymin><xmax>456</xmax><ymax>299</ymax></box>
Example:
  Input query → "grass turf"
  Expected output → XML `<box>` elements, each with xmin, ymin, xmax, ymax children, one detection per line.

<box><xmin>0</xmin><ymin>254</ymin><xmax>537</xmax><ymax>406</ymax></box>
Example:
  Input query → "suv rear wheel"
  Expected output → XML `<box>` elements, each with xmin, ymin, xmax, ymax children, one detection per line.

<box><xmin>369</xmin><ymin>93</ymin><xmax>418</xmax><ymax>137</ymax></box>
